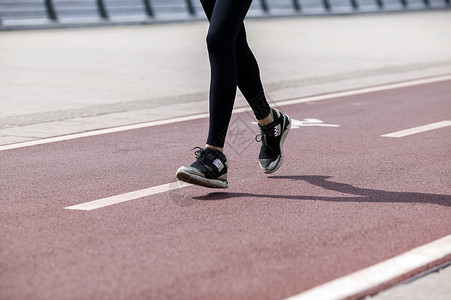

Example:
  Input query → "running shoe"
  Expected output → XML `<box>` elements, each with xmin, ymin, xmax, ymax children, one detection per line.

<box><xmin>256</xmin><ymin>108</ymin><xmax>291</xmax><ymax>174</ymax></box>
<box><xmin>176</xmin><ymin>147</ymin><xmax>228</xmax><ymax>188</ymax></box>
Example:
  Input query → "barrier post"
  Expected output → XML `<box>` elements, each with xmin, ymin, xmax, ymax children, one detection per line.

<box><xmin>293</xmin><ymin>0</ymin><xmax>302</xmax><ymax>11</ymax></box>
<box><xmin>350</xmin><ymin>0</ymin><xmax>359</xmax><ymax>9</ymax></box>
<box><xmin>97</xmin><ymin>0</ymin><xmax>109</xmax><ymax>20</ymax></box>
<box><xmin>376</xmin><ymin>0</ymin><xmax>384</xmax><ymax>9</ymax></box>
<box><xmin>323</xmin><ymin>0</ymin><xmax>331</xmax><ymax>11</ymax></box>
<box><xmin>185</xmin><ymin>0</ymin><xmax>196</xmax><ymax>15</ymax></box>
<box><xmin>45</xmin><ymin>0</ymin><xmax>58</xmax><ymax>21</ymax></box>
<box><xmin>143</xmin><ymin>0</ymin><xmax>154</xmax><ymax>17</ymax></box>
<box><xmin>260</xmin><ymin>0</ymin><xmax>270</xmax><ymax>13</ymax></box>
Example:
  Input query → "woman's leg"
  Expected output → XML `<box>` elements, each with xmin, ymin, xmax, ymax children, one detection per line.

<box><xmin>202</xmin><ymin>0</ymin><xmax>272</xmax><ymax>127</ymax></box>
<box><xmin>233</xmin><ymin>18</ymin><xmax>291</xmax><ymax>174</ymax></box>
<box><xmin>200</xmin><ymin>0</ymin><xmax>253</xmax><ymax>149</ymax></box>
<box><xmin>235</xmin><ymin>25</ymin><xmax>272</xmax><ymax>122</ymax></box>
<box><xmin>175</xmin><ymin>0</ymin><xmax>253</xmax><ymax>188</ymax></box>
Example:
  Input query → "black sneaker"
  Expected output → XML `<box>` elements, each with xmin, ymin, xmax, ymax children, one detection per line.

<box><xmin>176</xmin><ymin>147</ymin><xmax>228</xmax><ymax>188</ymax></box>
<box><xmin>256</xmin><ymin>108</ymin><xmax>291</xmax><ymax>174</ymax></box>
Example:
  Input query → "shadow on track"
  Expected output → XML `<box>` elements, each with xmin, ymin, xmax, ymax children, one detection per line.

<box><xmin>193</xmin><ymin>175</ymin><xmax>451</xmax><ymax>207</ymax></box>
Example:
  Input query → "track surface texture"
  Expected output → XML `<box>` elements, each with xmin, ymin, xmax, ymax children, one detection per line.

<box><xmin>1</xmin><ymin>79</ymin><xmax>450</xmax><ymax>299</ymax></box>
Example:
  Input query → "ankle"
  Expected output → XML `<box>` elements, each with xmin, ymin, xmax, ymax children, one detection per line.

<box><xmin>205</xmin><ymin>144</ymin><xmax>224</xmax><ymax>153</ymax></box>
<box><xmin>257</xmin><ymin>109</ymin><xmax>274</xmax><ymax>126</ymax></box>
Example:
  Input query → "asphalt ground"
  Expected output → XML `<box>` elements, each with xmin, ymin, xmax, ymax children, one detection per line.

<box><xmin>1</xmin><ymin>9</ymin><xmax>451</xmax><ymax>300</ymax></box>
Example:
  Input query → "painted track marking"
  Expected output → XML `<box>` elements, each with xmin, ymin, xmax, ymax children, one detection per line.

<box><xmin>284</xmin><ymin>234</ymin><xmax>451</xmax><ymax>300</ymax></box>
<box><xmin>1</xmin><ymin>74</ymin><xmax>451</xmax><ymax>152</ymax></box>
<box><xmin>65</xmin><ymin>181</ymin><xmax>192</xmax><ymax>211</ymax></box>
<box><xmin>252</xmin><ymin>118</ymin><xmax>340</xmax><ymax>128</ymax></box>
<box><xmin>381</xmin><ymin>120</ymin><xmax>451</xmax><ymax>138</ymax></box>
<box><xmin>0</xmin><ymin>113</ymin><xmax>207</xmax><ymax>152</ymax></box>
<box><xmin>5</xmin><ymin>74</ymin><xmax>450</xmax><ymax>299</ymax></box>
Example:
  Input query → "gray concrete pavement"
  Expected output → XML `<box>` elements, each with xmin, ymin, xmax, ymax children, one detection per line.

<box><xmin>1</xmin><ymin>10</ymin><xmax>451</xmax><ymax>299</ymax></box>
<box><xmin>369</xmin><ymin>264</ymin><xmax>451</xmax><ymax>300</ymax></box>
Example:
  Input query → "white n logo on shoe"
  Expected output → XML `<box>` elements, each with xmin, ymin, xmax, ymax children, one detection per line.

<box><xmin>213</xmin><ymin>158</ymin><xmax>224</xmax><ymax>172</ymax></box>
<box><xmin>274</xmin><ymin>124</ymin><xmax>281</xmax><ymax>137</ymax></box>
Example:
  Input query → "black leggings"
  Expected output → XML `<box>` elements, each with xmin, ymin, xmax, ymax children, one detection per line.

<box><xmin>200</xmin><ymin>0</ymin><xmax>271</xmax><ymax>148</ymax></box>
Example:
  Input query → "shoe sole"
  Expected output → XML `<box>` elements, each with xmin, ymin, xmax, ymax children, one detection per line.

<box><xmin>261</xmin><ymin>114</ymin><xmax>291</xmax><ymax>174</ymax></box>
<box><xmin>176</xmin><ymin>167</ymin><xmax>229</xmax><ymax>189</ymax></box>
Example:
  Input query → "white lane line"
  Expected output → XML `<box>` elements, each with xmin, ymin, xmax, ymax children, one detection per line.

<box><xmin>0</xmin><ymin>113</ymin><xmax>208</xmax><ymax>152</ymax></box>
<box><xmin>1</xmin><ymin>74</ymin><xmax>451</xmax><ymax>152</ymax></box>
<box><xmin>285</xmin><ymin>234</ymin><xmax>451</xmax><ymax>300</ymax></box>
<box><xmin>381</xmin><ymin>120</ymin><xmax>451</xmax><ymax>138</ymax></box>
<box><xmin>252</xmin><ymin>118</ymin><xmax>340</xmax><ymax>128</ymax></box>
<box><xmin>274</xmin><ymin>74</ymin><xmax>451</xmax><ymax>107</ymax></box>
<box><xmin>65</xmin><ymin>181</ymin><xmax>192</xmax><ymax>211</ymax></box>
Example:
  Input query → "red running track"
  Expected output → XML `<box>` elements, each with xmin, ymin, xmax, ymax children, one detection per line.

<box><xmin>1</xmin><ymin>79</ymin><xmax>450</xmax><ymax>299</ymax></box>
